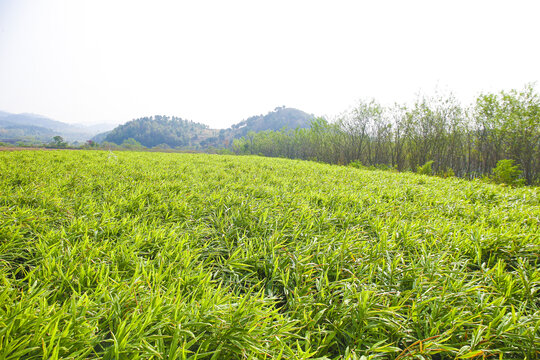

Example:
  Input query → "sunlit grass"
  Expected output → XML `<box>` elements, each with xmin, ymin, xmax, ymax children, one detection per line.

<box><xmin>0</xmin><ymin>150</ymin><xmax>538</xmax><ymax>359</ymax></box>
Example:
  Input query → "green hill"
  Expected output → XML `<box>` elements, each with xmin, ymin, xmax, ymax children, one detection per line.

<box><xmin>229</xmin><ymin>106</ymin><xmax>313</xmax><ymax>137</ymax></box>
<box><xmin>103</xmin><ymin>115</ymin><xmax>214</xmax><ymax>148</ymax></box>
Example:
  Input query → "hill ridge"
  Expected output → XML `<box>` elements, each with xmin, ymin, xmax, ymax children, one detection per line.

<box><xmin>101</xmin><ymin>107</ymin><xmax>315</xmax><ymax>149</ymax></box>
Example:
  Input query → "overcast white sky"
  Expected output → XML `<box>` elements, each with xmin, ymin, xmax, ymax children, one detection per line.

<box><xmin>1</xmin><ymin>0</ymin><xmax>539</xmax><ymax>128</ymax></box>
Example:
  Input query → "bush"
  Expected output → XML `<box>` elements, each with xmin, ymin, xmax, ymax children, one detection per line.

<box><xmin>348</xmin><ymin>160</ymin><xmax>365</xmax><ymax>169</ymax></box>
<box><xmin>417</xmin><ymin>161</ymin><xmax>434</xmax><ymax>175</ymax></box>
<box><xmin>491</xmin><ymin>159</ymin><xmax>525</xmax><ymax>186</ymax></box>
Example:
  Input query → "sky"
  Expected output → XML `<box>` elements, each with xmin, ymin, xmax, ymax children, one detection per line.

<box><xmin>1</xmin><ymin>0</ymin><xmax>539</xmax><ymax>128</ymax></box>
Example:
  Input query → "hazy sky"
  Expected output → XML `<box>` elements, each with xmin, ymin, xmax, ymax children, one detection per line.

<box><xmin>1</xmin><ymin>0</ymin><xmax>539</xmax><ymax>128</ymax></box>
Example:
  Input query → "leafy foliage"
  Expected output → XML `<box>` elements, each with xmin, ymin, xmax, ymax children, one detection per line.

<box><xmin>0</xmin><ymin>150</ymin><xmax>538</xmax><ymax>359</ymax></box>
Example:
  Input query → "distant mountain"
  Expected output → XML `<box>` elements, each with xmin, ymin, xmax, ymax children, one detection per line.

<box><xmin>0</xmin><ymin>111</ymin><xmax>117</xmax><ymax>143</ymax></box>
<box><xmin>97</xmin><ymin>107</ymin><xmax>315</xmax><ymax>149</ymax></box>
<box><xmin>0</xmin><ymin>113</ymin><xmax>74</xmax><ymax>131</ymax></box>
<box><xmin>0</xmin><ymin>124</ymin><xmax>55</xmax><ymax>142</ymax></box>
<box><xmin>91</xmin><ymin>131</ymin><xmax>111</xmax><ymax>143</ymax></box>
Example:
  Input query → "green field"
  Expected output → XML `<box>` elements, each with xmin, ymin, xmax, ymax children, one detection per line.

<box><xmin>0</xmin><ymin>150</ymin><xmax>539</xmax><ymax>359</ymax></box>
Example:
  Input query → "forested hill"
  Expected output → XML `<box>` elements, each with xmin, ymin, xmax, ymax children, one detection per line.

<box><xmin>103</xmin><ymin>115</ymin><xmax>213</xmax><ymax>148</ymax></box>
<box><xmin>100</xmin><ymin>107</ymin><xmax>315</xmax><ymax>149</ymax></box>
<box><xmin>229</xmin><ymin>107</ymin><xmax>313</xmax><ymax>137</ymax></box>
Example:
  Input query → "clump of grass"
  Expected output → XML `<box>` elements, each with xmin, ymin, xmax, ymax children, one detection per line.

<box><xmin>0</xmin><ymin>150</ymin><xmax>539</xmax><ymax>359</ymax></box>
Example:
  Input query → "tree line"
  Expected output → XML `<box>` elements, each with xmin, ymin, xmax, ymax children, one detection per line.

<box><xmin>232</xmin><ymin>85</ymin><xmax>540</xmax><ymax>185</ymax></box>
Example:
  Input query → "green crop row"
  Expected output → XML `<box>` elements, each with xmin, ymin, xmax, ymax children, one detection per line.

<box><xmin>0</xmin><ymin>150</ymin><xmax>538</xmax><ymax>359</ymax></box>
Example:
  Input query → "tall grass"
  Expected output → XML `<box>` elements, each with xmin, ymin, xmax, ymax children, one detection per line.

<box><xmin>0</xmin><ymin>150</ymin><xmax>538</xmax><ymax>359</ymax></box>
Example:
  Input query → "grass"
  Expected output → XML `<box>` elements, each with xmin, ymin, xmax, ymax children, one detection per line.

<box><xmin>0</xmin><ymin>150</ymin><xmax>538</xmax><ymax>359</ymax></box>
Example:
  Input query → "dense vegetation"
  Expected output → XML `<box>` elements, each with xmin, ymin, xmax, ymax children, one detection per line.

<box><xmin>233</xmin><ymin>85</ymin><xmax>540</xmax><ymax>185</ymax></box>
<box><xmin>1</xmin><ymin>150</ymin><xmax>538</xmax><ymax>359</ymax></box>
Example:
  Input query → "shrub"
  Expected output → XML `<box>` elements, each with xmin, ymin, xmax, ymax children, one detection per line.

<box><xmin>491</xmin><ymin>159</ymin><xmax>525</xmax><ymax>186</ymax></box>
<box><xmin>348</xmin><ymin>160</ymin><xmax>365</xmax><ymax>169</ymax></box>
<box><xmin>417</xmin><ymin>160</ymin><xmax>434</xmax><ymax>175</ymax></box>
